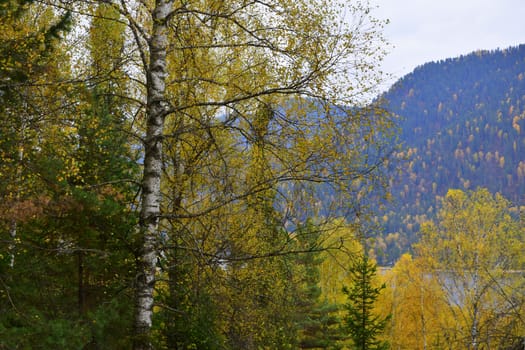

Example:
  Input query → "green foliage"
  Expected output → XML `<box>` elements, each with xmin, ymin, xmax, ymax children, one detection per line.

<box><xmin>0</xmin><ymin>310</ymin><xmax>90</xmax><ymax>349</ymax></box>
<box><xmin>0</xmin><ymin>182</ymin><xmax>137</xmax><ymax>346</ymax></box>
<box><xmin>0</xmin><ymin>0</ymin><xmax>70</xmax><ymax>93</ymax></box>
<box><xmin>0</xmin><ymin>2</ymin><xmax>137</xmax><ymax>347</ymax></box>
<box><xmin>294</xmin><ymin>220</ymin><xmax>345</xmax><ymax>349</ymax></box>
<box><xmin>153</xmin><ymin>248</ymin><xmax>225</xmax><ymax>350</ymax></box>
<box><xmin>1</xmin><ymin>0</ymin><xmax>392</xmax><ymax>348</ymax></box>
<box><xmin>342</xmin><ymin>255</ymin><xmax>390</xmax><ymax>350</ymax></box>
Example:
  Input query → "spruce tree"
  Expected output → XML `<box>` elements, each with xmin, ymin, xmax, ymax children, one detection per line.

<box><xmin>295</xmin><ymin>219</ymin><xmax>344</xmax><ymax>349</ymax></box>
<box><xmin>342</xmin><ymin>255</ymin><xmax>390</xmax><ymax>350</ymax></box>
<box><xmin>0</xmin><ymin>2</ymin><xmax>138</xmax><ymax>347</ymax></box>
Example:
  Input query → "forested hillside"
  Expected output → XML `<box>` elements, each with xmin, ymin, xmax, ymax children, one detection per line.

<box><xmin>377</xmin><ymin>45</ymin><xmax>525</xmax><ymax>263</ymax></box>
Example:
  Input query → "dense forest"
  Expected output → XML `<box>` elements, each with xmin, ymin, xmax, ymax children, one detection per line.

<box><xmin>0</xmin><ymin>1</ymin><xmax>524</xmax><ymax>349</ymax></box>
<box><xmin>376</xmin><ymin>45</ymin><xmax>525</xmax><ymax>264</ymax></box>
<box><xmin>0</xmin><ymin>1</ymin><xmax>393</xmax><ymax>348</ymax></box>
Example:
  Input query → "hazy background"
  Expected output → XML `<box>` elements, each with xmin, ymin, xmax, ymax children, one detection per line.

<box><xmin>372</xmin><ymin>0</ymin><xmax>525</xmax><ymax>88</ymax></box>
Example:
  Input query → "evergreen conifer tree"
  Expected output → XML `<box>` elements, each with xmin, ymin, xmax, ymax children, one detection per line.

<box><xmin>295</xmin><ymin>220</ymin><xmax>344</xmax><ymax>349</ymax></box>
<box><xmin>342</xmin><ymin>255</ymin><xmax>390</xmax><ymax>350</ymax></box>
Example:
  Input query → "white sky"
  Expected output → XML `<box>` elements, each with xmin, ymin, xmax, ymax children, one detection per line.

<box><xmin>371</xmin><ymin>0</ymin><xmax>525</xmax><ymax>88</ymax></box>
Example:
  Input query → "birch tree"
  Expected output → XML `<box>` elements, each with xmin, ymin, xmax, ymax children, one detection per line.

<box><xmin>43</xmin><ymin>0</ymin><xmax>393</xmax><ymax>347</ymax></box>
<box><xmin>416</xmin><ymin>188</ymin><xmax>525</xmax><ymax>349</ymax></box>
<box><xmin>380</xmin><ymin>253</ymin><xmax>452</xmax><ymax>350</ymax></box>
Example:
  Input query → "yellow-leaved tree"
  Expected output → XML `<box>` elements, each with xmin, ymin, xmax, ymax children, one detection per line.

<box><xmin>19</xmin><ymin>0</ymin><xmax>394</xmax><ymax>348</ymax></box>
<box><xmin>379</xmin><ymin>253</ymin><xmax>453</xmax><ymax>350</ymax></box>
<box><xmin>416</xmin><ymin>188</ymin><xmax>525</xmax><ymax>350</ymax></box>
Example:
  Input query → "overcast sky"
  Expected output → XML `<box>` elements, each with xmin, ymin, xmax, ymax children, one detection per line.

<box><xmin>371</xmin><ymin>0</ymin><xmax>525</xmax><ymax>88</ymax></box>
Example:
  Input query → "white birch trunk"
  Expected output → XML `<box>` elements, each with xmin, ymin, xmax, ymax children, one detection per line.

<box><xmin>133</xmin><ymin>1</ymin><xmax>173</xmax><ymax>349</ymax></box>
<box><xmin>9</xmin><ymin>115</ymin><xmax>25</xmax><ymax>268</ymax></box>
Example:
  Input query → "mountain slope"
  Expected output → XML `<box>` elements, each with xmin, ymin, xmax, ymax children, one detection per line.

<box><xmin>376</xmin><ymin>44</ymin><xmax>525</xmax><ymax>264</ymax></box>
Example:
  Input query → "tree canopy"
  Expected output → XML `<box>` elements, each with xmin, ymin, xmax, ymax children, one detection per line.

<box><xmin>0</xmin><ymin>0</ymin><xmax>394</xmax><ymax>349</ymax></box>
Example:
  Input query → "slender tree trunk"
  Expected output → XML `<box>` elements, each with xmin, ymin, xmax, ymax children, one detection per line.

<box><xmin>419</xmin><ymin>284</ymin><xmax>427</xmax><ymax>350</ymax></box>
<box><xmin>9</xmin><ymin>115</ymin><xmax>25</xmax><ymax>268</ymax></box>
<box><xmin>470</xmin><ymin>257</ymin><xmax>480</xmax><ymax>350</ymax></box>
<box><xmin>78</xmin><ymin>251</ymin><xmax>86</xmax><ymax>314</ymax></box>
<box><xmin>133</xmin><ymin>1</ymin><xmax>173</xmax><ymax>349</ymax></box>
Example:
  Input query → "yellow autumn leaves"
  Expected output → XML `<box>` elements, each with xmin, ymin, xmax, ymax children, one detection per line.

<box><xmin>378</xmin><ymin>188</ymin><xmax>525</xmax><ymax>349</ymax></box>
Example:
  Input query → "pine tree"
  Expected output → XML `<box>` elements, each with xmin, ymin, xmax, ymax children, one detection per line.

<box><xmin>295</xmin><ymin>219</ymin><xmax>344</xmax><ymax>349</ymax></box>
<box><xmin>0</xmin><ymin>2</ymin><xmax>138</xmax><ymax>347</ymax></box>
<box><xmin>342</xmin><ymin>255</ymin><xmax>390</xmax><ymax>350</ymax></box>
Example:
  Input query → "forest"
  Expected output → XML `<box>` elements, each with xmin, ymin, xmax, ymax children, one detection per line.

<box><xmin>0</xmin><ymin>1</ymin><xmax>524</xmax><ymax>349</ymax></box>
<box><xmin>375</xmin><ymin>45</ymin><xmax>525</xmax><ymax>264</ymax></box>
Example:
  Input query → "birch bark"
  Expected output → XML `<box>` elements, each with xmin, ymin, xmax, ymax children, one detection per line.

<box><xmin>133</xmin><ymin>1</ymin><xmax>173</xmax><ymax>349</ymax></box>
